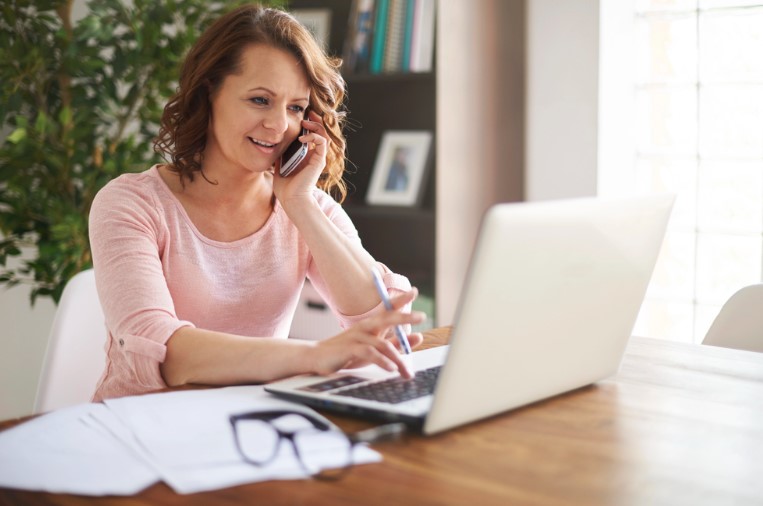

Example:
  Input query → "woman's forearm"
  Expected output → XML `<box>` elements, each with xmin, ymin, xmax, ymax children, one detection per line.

<box><xmin>282</xmin><ymin>197</ymin><xmax>381</xmax><ymax>315</ymax></box>
<box><xmin>159</xmin><ymin>326</ymin><xmax>316</xmax><ymax>387</ymax></box>
<box><xmin>160</xmin><ymin>289</ymin><xmax>425</xmax><ymax>387</ymax></box>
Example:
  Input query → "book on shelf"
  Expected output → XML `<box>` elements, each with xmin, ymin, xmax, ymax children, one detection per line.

<box><xmin>342</xmin><ymin>0</ymin><xmax>376</xmax><ymax>75</ymax></box>
<box><xmin>369</xmin><ymin>0</ymin><xmax>389</xmax><ymax>74</ymax></box>
<box><xmin>401</xmin><ymin>0</ymin><xmax>416</xmax><ymax>71</ymax></box>
<box><xmin>409</xmin><ymin>0</ymin><xmax>435</xmax><ymax>73</ymax></box>
<box><xmin>383</xmin><ymin>0</ymin><xmax>406</xmax><ymax>73</ymax></box>
<box><xmin>343</xmin><ymin>0</ymin><xmax>435</xmax><ymax>75</ymax></box>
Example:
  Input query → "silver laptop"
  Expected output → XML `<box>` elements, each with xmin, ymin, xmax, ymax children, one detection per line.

<box><xmin>266</xmin><ymin>194</ymin><xmax>674</xmax><ymax>435</ymax></box>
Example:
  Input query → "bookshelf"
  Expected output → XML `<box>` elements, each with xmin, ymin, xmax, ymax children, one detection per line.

<box><xmin>288</xmin><ymin>0</ymin><xmax>437</xmax><ymax>308</ymax></box>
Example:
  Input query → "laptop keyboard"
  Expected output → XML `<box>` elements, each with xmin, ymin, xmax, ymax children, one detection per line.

<box><xmin>333</xmin><ymin>366</ymin><xmax>442</xmax><ymax>404</ymax></box>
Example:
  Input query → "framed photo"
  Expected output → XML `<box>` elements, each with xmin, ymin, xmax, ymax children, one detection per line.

<box><xmin>291</xmin><ymin>9</ymin><xmax>332</xmax><ymax>49</ymax></box>
<box><xmin>366</xmin><ymin>131</ymin><xmax>433</xmax><ymax>207</ymax></box>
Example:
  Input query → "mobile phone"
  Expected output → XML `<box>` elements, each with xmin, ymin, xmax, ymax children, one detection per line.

<box><xmin>279</xmin><ymin>127</ymin><xmax>308</xmax><ymax>177</ymax></box>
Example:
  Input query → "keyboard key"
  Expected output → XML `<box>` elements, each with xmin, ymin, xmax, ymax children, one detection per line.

<box><xmin>299</xmin><ymin>375</ymin><xmax>366</xmax><ymax>393</ymax></box>
<box><xmin>333</xmin><ymin>366</ymin><xmax>441</xmax><ymax>404</ymax></box>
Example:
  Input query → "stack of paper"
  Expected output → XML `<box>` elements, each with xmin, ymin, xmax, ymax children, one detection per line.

<box><xmin>0</xmin><ymin>386</ymin><xmax>381</xmax><ymax>496</ymax></box>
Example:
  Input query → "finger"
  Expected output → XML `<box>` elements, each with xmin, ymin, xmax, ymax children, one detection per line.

<box><xmin>374</xmin><ymin>338</ymin><xmax>413</xmax><ymax>379</ymax></box>
<box><xmin>300</xmin><ymin>120</ymin><xmax>323</xmax><ymax>134</ymax></box>
<box><xmin>342</xmin><ymin>332</ymin><xmax>399</xmax><ymax>373</ymax></box>
<box><xmin>407</xmin><ymin>332</ymin><xmax>424</xmax><ymax>350</ymax></box>
<box><xmin>340</xmin><ymin>328</ymin><xmax>414</xmax><ymax>378</ymax></box>
<box><xmin>387</xmin><ymin>287</ymin><xmax>419</xmax><ymax>310</ymax></box>
<box><xmin>369</xmin><ymin>319</ymin><xmax>420</xmax><ymax>380</ymax></box>
<box><xmin>299</xmin><ymin>131</ymin><xmax>328</xmax><ymax>150</ymax></box>
<box><xmin>305</xmin><ymin>109</ymin><xmax>323</xmax><ymax>126</ymax></box>
<box><xmin>385</xmin><ymin>330</ymin><xmax>424</xmax><ymax>349</ymax></box>
<box><xmin>363</xmin><ymin>344</ymin><xmax>399</xmax><ymax>373</ymax></box>
<box><xmin>294</xmin><ymin>133</ymin><xmax>326</xmax><ymax>158</ymax></box>
<box><xmin>359</xmin><ymin>310</ymin><xmax>426</xmax><ymax>334</ymax></box>
<box><xmin>301</xmin><ymin>115</ymin><xmax>328</xmax><ymax>136</ymax></box>
<box><xmin>385</xmin><ymin>333</ymin><xmax>424</xmax><ymax>360</ymax></box>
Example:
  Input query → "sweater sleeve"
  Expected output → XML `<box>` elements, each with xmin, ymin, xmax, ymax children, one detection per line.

<box><xmin>89</xmin><ymin>177</ymin><xmax>194</xmax><ymax>391</ymax></box>
<box><xmin>305</xmin><ymin>191</ymin><xmax>413</xmax><ymax>329</ymax></box>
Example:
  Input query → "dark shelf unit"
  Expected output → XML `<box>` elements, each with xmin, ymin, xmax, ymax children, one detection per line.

<box><xmin>342</xmin><ymin>72</ymin><xmax>436</xmax><ymax>209</ymax></box>
<box><xmin>288</xmin><ymin>0</ymin><xmax>437</xmax><ymax>300</ymax></box>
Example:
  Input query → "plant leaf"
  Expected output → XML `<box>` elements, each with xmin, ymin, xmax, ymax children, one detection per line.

<box><xmin>7</xmin><ymin>127</ymin><xmax>26</xmax><ymax>144</ymax></box>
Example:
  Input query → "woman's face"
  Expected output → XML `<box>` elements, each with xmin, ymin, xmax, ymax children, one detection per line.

<box><xmin>205</xmin><ymin>44</ymin><xmax>311</xmax><ymax>176</ymax></box>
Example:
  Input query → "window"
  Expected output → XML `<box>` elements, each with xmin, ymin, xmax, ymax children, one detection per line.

<box><xmin>601</xmin><ymin>0</ymin><xmax>763</xmax><ymax>342</ymax></box>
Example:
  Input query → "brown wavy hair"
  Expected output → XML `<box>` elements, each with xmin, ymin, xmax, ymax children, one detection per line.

<box><xmin>153</xmin><ymin>5</ymin><xmax>348</xmax><ymax>201</ymax></box>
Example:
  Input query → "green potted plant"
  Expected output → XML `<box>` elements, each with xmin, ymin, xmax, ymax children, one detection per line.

<box><xmin>0</xmin><ymin>0</ymin><xmax>267</xmax><ymax>303</ymax></box>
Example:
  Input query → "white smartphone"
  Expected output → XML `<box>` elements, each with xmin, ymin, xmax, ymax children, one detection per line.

<box><xmin>279</xmin><ymin>128</ymin><xmax>308</xmax><ymax>177</ymax></box>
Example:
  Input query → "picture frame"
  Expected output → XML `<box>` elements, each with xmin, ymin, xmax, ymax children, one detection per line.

<box><xmin>366</xmin><ymin>130</ymin><xmax>433</xmax><ymax>207</ymax></box>
<box><xmin>290</xmin><ymin>8</ymin><xmax>332</xmax><ymax>49</ymax></box>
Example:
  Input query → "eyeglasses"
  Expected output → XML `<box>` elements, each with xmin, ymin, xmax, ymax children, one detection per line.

<box><xmin>229</xmin><ymin>410</ymin><xmax>406</xmax><ymax>480</ymax></box>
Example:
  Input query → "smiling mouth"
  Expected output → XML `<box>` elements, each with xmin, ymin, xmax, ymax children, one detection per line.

<box><xmin>248</xmin><ymin>137</ymin><xmax>277</xmax><ymax>148</ymax></box>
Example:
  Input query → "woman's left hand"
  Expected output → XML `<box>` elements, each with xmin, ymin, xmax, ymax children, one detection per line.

<box><xmin>273</xmin><ymin>110</ymin><xmax>329</xmax><ymax>206</ymax></box>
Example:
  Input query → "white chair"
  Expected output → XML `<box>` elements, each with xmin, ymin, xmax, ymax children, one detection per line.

<box><xmin>34</xmin><ymin>269</ymin><xmax>107</xmax><ymax>413</ymax></box>
<box><xmin>703</xmin><ymin>284</ymin><xmax>763</xmax><ymax>353</ymax></box>
<box><xmin>289</xmin><ymin>280</ymin><xmax>342</xmax><ymax>341</ymax></box>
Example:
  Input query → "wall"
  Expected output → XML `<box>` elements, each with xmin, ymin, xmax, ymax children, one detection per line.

<box><xmin>436</xmin><ymin>0</ymin><xmax>526</xmax><ymax>324</ymax></box>
<box><xmin>0</xmin><ymin>283</ymin><xmax>56</xmax><ymax>419</ymax></box>
<box><xmin>525</xmin><ymin>0</ymin><xmax>600</xmax><ymax>202</ymax></box>
<box><xmin>436</xmin><ymin>0</ymin><xmax>600</xmax><ymax>325</ymax></box>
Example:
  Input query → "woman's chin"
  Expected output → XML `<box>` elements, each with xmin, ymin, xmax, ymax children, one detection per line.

<box><xmin>237</xmin><ymin>160</ymin><xmax>275</xmax><ymax>175</ymax></box>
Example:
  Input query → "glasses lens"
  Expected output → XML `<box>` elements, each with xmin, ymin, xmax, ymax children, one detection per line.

<box><xmin>294</xmin><ymin>427</ymin><xmax>353</xmax><ymax>477</ymax></box>
<box><xmin>234</xmin><ymin>419</ymin><xmax>280</xmax><ymax>464</ymax></box>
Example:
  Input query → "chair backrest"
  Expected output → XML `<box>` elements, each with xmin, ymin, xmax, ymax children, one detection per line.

<box><xmin>703</xmin><ymin>284</ymin><xmax>763</xmax><ymax>353</ymax></box>
<box><xmin>34</xmin><ymin>269</ymin><xmax>107</xmax><ymax>413</ymax></box>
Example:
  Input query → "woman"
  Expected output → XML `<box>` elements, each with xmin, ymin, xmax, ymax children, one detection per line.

<box><xmin>88</xmin><ymin>5</ymin><xmax>424</xmax><ymax>401</ymax></box>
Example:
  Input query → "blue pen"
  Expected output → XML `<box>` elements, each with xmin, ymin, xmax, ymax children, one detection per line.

<box><xmin>371</xmin><ymin>267</ymin><xmax>412</xmax><ymax>355</ymax></box>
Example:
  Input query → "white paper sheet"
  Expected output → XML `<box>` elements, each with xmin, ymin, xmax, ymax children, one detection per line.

<box><xmin>0</xmin><ymin>386</ymin><xmax>381</xmax><ymax>496</ymax></box>
<box><xmin>102</xmin><ymin>385</ymin><xmax>380</xmax><ymax>494</ymax></box>
<box><xmin>0</xmin><ymin>404</ymin><xmax>158</xmax><ymax>495</ymax></box>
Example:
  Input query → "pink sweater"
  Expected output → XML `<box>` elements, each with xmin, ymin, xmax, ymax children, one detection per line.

<box><xmin>88</xmin><ymin>166</ymin><xmax>411</xmax><ymax>401</ymax></box>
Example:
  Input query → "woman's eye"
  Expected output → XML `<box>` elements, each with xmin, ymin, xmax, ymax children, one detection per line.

<box><xmin>249</xmin><ymin>97</ymin><xmax>268</xmax><ymax>105</ymax></box>
<box><xmin>289</xmin><ymin>105</ymin><xmax>305</xmax><ymax>114</ymax></box>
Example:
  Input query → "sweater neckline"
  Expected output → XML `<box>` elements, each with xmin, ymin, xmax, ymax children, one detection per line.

<box><xmin>148</xmin><ymin>165</ymin><xmax>280</xmax><ymax>248</ymax></box>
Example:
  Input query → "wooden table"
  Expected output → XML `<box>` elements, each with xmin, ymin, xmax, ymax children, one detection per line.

<box><xmin>2</xmin><ymin>328</ymin><xmax>763</xmax><ymax>505</ymax></box>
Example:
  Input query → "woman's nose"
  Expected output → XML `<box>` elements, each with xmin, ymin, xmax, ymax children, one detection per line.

<box><xmin>263</xmin><ymin>109</ymin><xmax>289</xmax><ymax>134</ymax></box>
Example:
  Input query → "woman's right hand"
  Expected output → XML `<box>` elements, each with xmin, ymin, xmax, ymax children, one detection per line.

<box><xmin>309</xmin><ymin>289</ymin><xmax>425</xmax><ymax>379</ymax></box>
